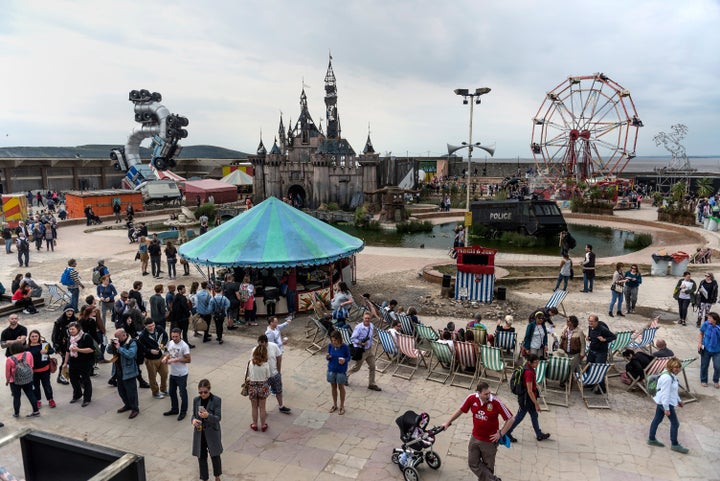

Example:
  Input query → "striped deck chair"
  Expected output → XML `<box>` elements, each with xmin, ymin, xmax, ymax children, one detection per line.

<box><xmin>543</xmin><ymin>355</ymin><xmax>572</xmax><ymax>407</ymax></box>
<box><xmin>392</xmin><ymin>333</ymin><xmax>428</xmax><ymax>380</ymax></box>
<box><xmin>346</xmin><ymin>302</ymin><xmax>364</xmax><ymax>325</ymax></box>
<box><xmin>339</xmin><ymin>326</ymin><xmax>353</xmax><ymax>347</ymax></box>
<box><xmin>607</xmin><ymin>330</ymin><xmax>634</xmax><ymax>377</ymax></box>
<box><xmin>678</xmin><ymin>357</ymin><xmax>698</xmax><ymax>403</ymax></box>
<box><xmin>632</xmin><ymin>317</ymin><xmax>659</xmax><ymax>342</ymax></box>
<box><xmin>545</xmin><ymin>289</ymin><xmax>568</xmax><ymax>316</ymax></box>
<box><xmin>380</xmin><ymin>308</ymin><xmax>393</xmax><ymax>330</ymax></box>
<box><xmin>374</xmin><ymin>329</ymin><xmax>399</xmax><ymax>373</ymax></box>
<box><xmin>44</xmin><ymin>282</ymin><xmax>71</xmax><ymax>311</ymax></box>
<box><xmin>426</xmin><ymin>341</ymin><xmax>455</xmax><ymax>384</ymax></box>
<box><xmin>416</xmin><ymin>324</ymin><xmax>439</xmax><ymax>352</ymax></box>
<box><xmin>468</xmin><ymin>326</ymin><xmax>487</xmax><ymax>346</ymax></box>
<box><xmin>494</xmin><ymin>331</ymin><xmax>517</xmax><ymax>371</ymax></box>
<box><xmin>479</xmin><ymin>345</ymin><xmax>507</xmax><ymax>394</ymax></box>
<box><xmin>627</xmin><ymin>356</ymin><xmax>672</xmax><ymax>394</ymax></box>
<box><xmin>450</xmin><ymin>341</ymin><xmax>480</xmax><ymax>389</ymax></box>
<box><xmin>575</xmin><ymin>362</ymin><xmax>611</xmax><ymax>409</ymax></box>
<box><xmin>628</xmin><ymin>327</ymin><xmax>659</xmax><ymax>354</ymax></box>
<box><xmin>305</xmin><ymin>316</ymin><xmax>329</xmax><ymax>355</ymax></box>
<box><xmin>534</xmin><ymin>359</ymin><xmax>549</xmax><ymax>411</ymax></box>
<box><xmin>398</xmin><ymin>313</ymin><xmax>416</xmax><ymax>337</ymax></box>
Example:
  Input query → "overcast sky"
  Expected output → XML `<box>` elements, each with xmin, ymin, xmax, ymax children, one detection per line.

<box><xmin>0</xmin><ymin>0</ymin><xmax>718</xmax><ymax>161</ymax></box>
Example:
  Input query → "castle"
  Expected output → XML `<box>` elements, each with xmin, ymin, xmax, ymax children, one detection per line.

<box><xmin>250</xmin><ymin>57</ymin><xmax>380</xmax><ymax>209</ymax></box>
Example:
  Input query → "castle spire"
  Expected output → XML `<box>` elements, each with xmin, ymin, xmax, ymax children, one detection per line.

<box><xmin>278</xmin><ymin>113</ymin><xmax>286</xmax><ymax>151</ymax></box>
<box><xmin>256</xmin><ymin>130</ymin><xmax>267</xmax><ymax>155</ymax></box>
<box><xmin>363</xmin><ymin>124</ymin><xmax>375</xmax><ymax>154</ymax></box>
<box><xmin>324</xmin><ymin>52</ymin><xmax>339</xmax><ymax>139</ymax></box>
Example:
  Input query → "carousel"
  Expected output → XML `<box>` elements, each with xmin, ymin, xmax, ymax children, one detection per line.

<box><xmin>177</xmin><ymin>196</ymin><xmax>364</xmax><ymax>316</ymax></box>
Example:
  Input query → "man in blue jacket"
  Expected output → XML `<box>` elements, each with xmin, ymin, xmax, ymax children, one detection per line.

<box><xmin>107</xmin><ymin>328</ymin><xmax>140</xmax><ymax>419</ymax></box>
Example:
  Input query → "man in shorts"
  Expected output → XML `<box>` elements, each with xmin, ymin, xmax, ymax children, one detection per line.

<box><xmin>254</xmin><ymin>334</ymin><xmax>291</xmax><ymax>414</ymax></box>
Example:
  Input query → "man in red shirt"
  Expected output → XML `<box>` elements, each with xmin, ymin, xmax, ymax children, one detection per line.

<box><xmin>505</xmin><ymin>353</ymin><xmax>551</xmax><ymax>443</ymax></box>
<box><xmin>443</xmin><ymin>382</ymin><xmax>514</xmax><ymax>481</ymax></box>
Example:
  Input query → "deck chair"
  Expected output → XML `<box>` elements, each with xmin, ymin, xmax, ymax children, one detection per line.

<box><xmin>678</xmin><ymin>357</ymin><xmax>698</xmax><ymax>403</ymax></box>
<box><xmin>478</xmin><ymin>345</ymin><xmax>507</xmax><ymax>394</ymax></box>
<box><xmin>426</xmin><ymin>341</ymin><xmax>455</xmax><ymax>384</ymax></box>
<box><xmin>415</xmin><ymin>324</ymin><xmax>439</xmax><ymax>352</ymax></box>
<box><xmin>304</xmin><ymin>316</ymin><xmax>329</xmax><ymax>355</ymax></box>
<box><xmin>374</xmin><ymin>329</ymin><xmax>399</xmax><ymax>373</ymax></box>
<box><xmin>631</xmin><ymin>317</ymin><xmax>659</xmax><ymax>342</ymax></box>
<box><xmin>347</xmin><ymin>302</ymin><xmax>364</xmax><ymax>325</ymax></box>
<box><xmin>392</xmin><ymin>333</ymin><xmax>428</xmax><ymax>381</ymax></box>
<box><xmin>338</xmin><ymin>326</ymin><xmax>353</xmax><ymax>347</ymax></box>
<box><xmin>534</xmin><ymin>359</ymin><xmax>549</xmax><ymax>411</ymax></box>
<box><xmin>628</xmin><ymin>327</ymin><xmax>658</xmax><ymax>354</ymax></box>
<box><xmin>575</xmin><ymin>362</ymin><xmax>611</xmax><ymax>409</ymax></box>
<box><xmin>607</xmin><ymin>330</ymin><xmax>634</xmax><ymax>377</ymax></box>
<box><xmin>467</xmin><ymin>326</ymin><xmax>487</xmax><ymax>346</ymax></box>
<box><xmin>626</xmin><ymin>356</ymin><xmax>671</xmax><ymax>394</ymax></box>
<box><xmin>44</xmin><ymin>282</ymin><xmax>71</xmax><ymax>310</ymax></box>
<box><xmin>397</xmin><ymin>313</ymin><xmax>415</xmax><ymax>337</ymax></box>
<box><xmin>545</xmin><ymin>289</ymin><xmax>568</xmax><ymax>316</ymax></box>
<box><xmin>450</xmin><ymin>341</ymin><xmax>480</xmax><ymax>389</ymax></box>
<box><xmin>543</xmin><ymin>355</ymin><xmax>572</xmax><ymax>407</ymax></box>
<box><xmin>494</xmin><ymin>331</ymin><xmax>517</xmax><ymax>371</ymax></box>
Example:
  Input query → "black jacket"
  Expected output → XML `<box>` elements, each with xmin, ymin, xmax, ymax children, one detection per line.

<box><xmin>626</xmin><ymin>351</ymin><xmax>653</xmax><ymax>379</ymax></box>
<box><xmin>137</xmin><ymin>328</ymin><xmax>169</xmax><ymax>360</ymax></box>
<box><xmin>588</xmin><ymin>321</ymin><xmax>616</xmax><ymax>355</ymax></box>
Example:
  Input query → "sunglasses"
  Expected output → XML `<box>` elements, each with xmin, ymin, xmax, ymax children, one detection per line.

<box><xmin>198</xmin><ymin>390</ymin><xmax>209</xmax><ymax>394</ymax></box>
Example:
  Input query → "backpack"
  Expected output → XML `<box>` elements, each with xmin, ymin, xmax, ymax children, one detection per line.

<box><xmin>510</xmin><ymin>366</ymin><xmax>530</xmax><ymax>396</ymax></box>
<box><xmin>211</xmin><ymin>296</ymin><xmax>226</xmax><ymax>319</ymax></box>
<box><xmin>646</xmin><ymin>370</ymin><xmax>668</xmax><ymax>397</ymax></box>
<box><xmin>12</xmin><ymin>353</ymin><xmax>34</xmax><ymax>385</ymax></box>
<box><xmin>60</xmin><ymin>267</ymin><xmax>73</xmax><ymax>286</ymax></box>
<box><xmin>92</xmin><ymin>267</ymin><xmax>102</xmax><ymax>285</ymax></box>
<box><xmin>565</xmin><ymin>233</ymin><xmax>577</xmax><ymax>249</ymax></box>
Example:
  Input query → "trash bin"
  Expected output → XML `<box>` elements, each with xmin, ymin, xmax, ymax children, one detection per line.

<box><xmin>496</xmin><ymin>286</ymin><xmax>507</xmax><ymax>301</ymax></box>
<box><xmin>651</xmin><ymin>254</ymin><xmax>672</xmax><ymax>276</ymax></box>
<box><xmin>670</xmin><ymin>251</ymin><xmax>690</xmax><ymax>277</ymax></box>
<box><xmin>441</xmin><ymin>274</ymin><xmax>452</xmax><ymax>288</ymax></box>
<box><xmin>704</xmin><ymin>217</ymin><xmax>711</xmax><ymax>230</ymax></box>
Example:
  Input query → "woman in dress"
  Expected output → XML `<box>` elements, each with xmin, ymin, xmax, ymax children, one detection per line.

<box><xmin>326</xmin><ymin>330</ymin><xmax>350</xmax><ymax>415</ymax></box>
<box><xmin>673</xmin><ymin>271</ymin><xmax>696</xmax><ymax>326</ymax></box>
<box><xmin>647</xmin><ymin>358</ymin><xmax>689</xmax><ymax>453</ymax></box>
<box><xmin>64</xmin><ymin>321</ymin><xmax>95</xmax><ymax>406</ymax></box>
<box><xmin>330</xmin><ymin>282</ymin><xmax>354</xmax><ymax>330</ymax></box>
<box><xmin>240</xmin><ymin>275</ymin><xmax>257</xmax><ymax>326</ymax></box>
<box><xmin>553</xmin><ymin>253</ymin><xmax>572</xmax><ymax>292</ymax></box>
<box><xmin>165</xmin><ymin>241</ymin><xmax>178</xmax><ymax>280</ymax></box>
<box><xmin>5</xmin><ymin>342</ymin><xmax>40</xmax><ymax>417</ymax></box>
<box><xmin>695</xmin><ymin>272</ymin><xmax>718</xmax><ymax>327</ymax></box>
<box><xmin>191</xmin><ymin>379</ymin><xmax>223</xmax><ymax>481</ymax></box>
<box><xmin>246</xmin><ymin>344</ymin><xmax>271</xmax><ymax>432</ymax></box>
<box><xmin>26</xmin><ymin>329</ymin><xmax>55</xmax><ymax>409</ymax></box>
<box><xmin>623</xmin><ymin>264</ymin><xmax>643</xmax><ymax>314</ymax></box>
<box><xmin>609</xmin><ymin>262</ymin><xmax>627</xmax><ymax>317</ymax></box>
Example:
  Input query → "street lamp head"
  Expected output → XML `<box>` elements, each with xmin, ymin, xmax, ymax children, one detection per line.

<box><xmin>454</xmin><ymin>88</ymin><xmax>469</xmax><ymax>96</ymax></box>
<box><xmin>475</xmin><ymin>87</ymin><xmax>491</xmax><ymax>96</ymax></box>
<box><xmin>463</xmin><ymin>98</ymin><xmax>469</xmax><ymax>105</ymax></box>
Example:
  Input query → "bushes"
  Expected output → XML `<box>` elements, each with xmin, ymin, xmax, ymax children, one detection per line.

<box><xmin>625</xmin><ymin>233</ymin><xmax>652</xmax><ymax>250</ymax></box>
<box><xmin>396</xmin><ymin>220</ymin><xmax>433</xmax><ymax>234</ymax></box>
<box><xmin>194</xmin><ymin>203</ymin><xmax>216</xmax><ymax>222</ymax></box>
<box><xmin>353</xmin><ymin>205</ymin><xmax>381</xmax><ymax>231</ymax></box>
<box><xmin>326</xmin><ymin>202</ymin><xmax>340</xmax><ymax>211</ymax></box>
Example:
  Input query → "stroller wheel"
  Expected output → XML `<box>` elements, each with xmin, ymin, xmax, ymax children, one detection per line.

<box><xmin>425</xmin><ymin>450</ymin><xmax>442</xmax><ymax>470</ymax></box>
<box><xmin>402</xmin><ymin>467</ymin><xmax>419</xmax><ymax>481</ymax></box>
<box><xmin>391</xmin><ymin>452</ymin><xmax>401</xmax><ymax>465</ymax></box>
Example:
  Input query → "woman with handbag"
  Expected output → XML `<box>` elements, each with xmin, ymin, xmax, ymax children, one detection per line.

<box><xmin>246</xmin><ymin>344</ymin><xmax>271</xmax><ymax>432</ymax></box>
<box><xmin>330</xmin><ymin>282</ymin><xmax>354</xmax><ymax>330</ymax></box>
<box><xmin>695</xmin><ymin>272</ymin><xmax>718</xmax><ymax>327</ymax></box>
<box><xmin>674</xmin><ymin>271</ymin><xmax>696</xmax><ymax>326</ymax></box>
<box><xmin>26</xmin><ymin>330</ymin><xmax>56</xmax><ymax>409</ymax></box>
<box><xmin>609</xmin><ymin>262</ymin><xmax>627</xmax><ymax>317</ymax></box>
<box><xmin>191</xmin><ymin>379</ymin><xmax>223</xmax><ymax>481</ymax></box>
<box><xmin>326</xmin><ymin>330</ymin><xmax>350</xmax><ymax>415</ymax></box>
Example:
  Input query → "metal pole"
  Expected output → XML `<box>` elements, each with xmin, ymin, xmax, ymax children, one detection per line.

<box><xmin>466</xmin><ymin>98</ymin><xmax>474</xmax><ymax>246</ymax></box>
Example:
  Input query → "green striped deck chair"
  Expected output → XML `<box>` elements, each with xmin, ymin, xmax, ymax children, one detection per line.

<box><xmin>479</xmin><ymin>345</ymin><xmax>507</xmax><ymax>394</ymax></box>
<box><xmin>534</xmin><ymin>359</ymin><xmax>549</xmax><ymax>411</ymax></box>
<box><xmin>392</xmin><ymin>333</ymin><xmax>428</xmax><ymax>381</ymax></box>
<box><xmin>426</xmin><ymin>341</ymin><xmax>455</xmax><ymax>384</ymax></box>
<box><xmin>416</xmin><ymin>324</ymin><xmax>439</xmax><ymax>352</ymax></box>
<box><xmin>450</xmin><ymin>341</ymin><xmax>480</xmax><ymax>389</ymax></box>
<box><xmin>678</xmin><ymin>357</ymin><xmax>698</xmax><ymax>403</ymax></box>
<box><xmin>575</xmin><ymin>362</ymin><xmax>611</xmax><ymax>409</ymax></box>
<box><xmin>543</xmin><ymin>355</ymin><xmax>572</xmax><ymax>407</ymax></box>
<box><xmin>607</xmin><ymin>330</ymin><xmax>634</xmax><ymax>377</ymax></box>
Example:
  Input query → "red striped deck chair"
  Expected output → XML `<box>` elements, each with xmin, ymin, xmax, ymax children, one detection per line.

<box><xmin>392</xmin><ymin>333</ymin><xmax>427</xmax><ymax>380</ymax></box>
<box><xmin>678</xmin><ymin>357</ymin><xmax>698</xmax><ymax>404</ymax></box>
<box><xmin>626</xmin><ymin>356</ymin><xmax>671</xmax><ymax>394</ymax></box>
<box><xmin>450</xmin><ymin>341</ymin><xmax>480</xmax><ymax>389</ymax></box>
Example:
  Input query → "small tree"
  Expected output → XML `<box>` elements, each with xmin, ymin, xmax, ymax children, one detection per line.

<box><xmin>695</xmin><ymin>178</ymin><xmax>714</xmax><ymax>198</ymax></box>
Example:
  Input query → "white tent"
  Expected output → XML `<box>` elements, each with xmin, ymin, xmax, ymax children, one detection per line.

<box><xmin>220</xmin><ymin>169</ymin><xmax>253</xmax><ymax>186</ymax></box>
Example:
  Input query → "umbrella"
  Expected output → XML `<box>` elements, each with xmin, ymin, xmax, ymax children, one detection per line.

<box><xmin>178</xmin><ymin>196</ymin><xmax>364</xmax><ymax>268</ymax></box>
<box><xmin>220</xmin><ymin>169</ymin><xmax>253</xmax><ymax>186</ymax></box>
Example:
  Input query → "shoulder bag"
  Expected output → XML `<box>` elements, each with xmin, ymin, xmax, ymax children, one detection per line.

<box><xmin>240</xmin><ymin>360</ymin><xmax>250</xmax><ymax>397</ymax></box>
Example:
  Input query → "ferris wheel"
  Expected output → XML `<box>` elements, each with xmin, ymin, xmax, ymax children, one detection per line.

<box><xmin>530</xmin><ymin>73</ymin><xmax>642</xmax><ymax>188</ymax></box>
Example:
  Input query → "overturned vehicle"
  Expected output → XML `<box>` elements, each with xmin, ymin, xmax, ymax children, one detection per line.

<box><xmin>470</xmin><ymin>199</ymin><xmax>567</xmax><ymax>237</ymax></box>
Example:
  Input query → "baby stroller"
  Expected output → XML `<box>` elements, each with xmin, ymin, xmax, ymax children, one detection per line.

<box><xmin>391</xmin><ymin>411</ymin><xmax>444</xmax><ymax>481</ymax></box>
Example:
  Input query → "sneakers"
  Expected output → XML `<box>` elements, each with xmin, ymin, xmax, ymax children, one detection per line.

<box><xmin>26</xmin><ymin>412</ymin><xmax>40</xmax><ymax>417</ymax></box>
<box><xmin>153</xmin><ymin>393</ymin><xmax>165</xmax><ymax>399</ymax></box>
<box><xmin>23</xmin><ymin>309</ymin><xmax>31</xmax><ymax>315</ymax></box>
<box><xmin>670</xmin><ymin>444</ymin><xmax>689</xmax><ymax>454</ymax></box>
<box><xmin>647</xmin><ymin>439</ymin><xmax>665</xmax><ymax>447</ymax></box>
<box><xmin>49</xmin><ymin>400</ymin><xmax>56</xmax><ymax>408</ymax></box>
<box><xmin>507</xmin><ymin>434</ymin><xmax>518</xmax><ymax>443</ymax></box>
<box><xmin>537</xmin><ymin>433</ymin><xmax>551</xmax><ymax>441</ymax></box>
<box><xmin>279</xmin><ymin>406</ymin><xmax>291</xmax><ymax>414</ymax></box>
<box><xmin>37</xmin><ymin>401</ymin><xmax>42</xmax><ymax>409</ymax></box>
<box><xmin>367</xmin><ymin>384</ymin><xmax>382</xmax><ymax>391</ymax></box>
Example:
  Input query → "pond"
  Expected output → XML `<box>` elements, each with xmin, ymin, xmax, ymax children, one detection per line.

<box><xmin>334</xmin><ymin>222</ymin><xmax>638</xmax><ymax>257</ymax></box>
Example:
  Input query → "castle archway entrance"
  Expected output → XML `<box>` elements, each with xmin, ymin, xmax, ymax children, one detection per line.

<box><xmin>287</xmin><ymin>185</ymin><xmax>306</xmax><ymax>208</ymax></box>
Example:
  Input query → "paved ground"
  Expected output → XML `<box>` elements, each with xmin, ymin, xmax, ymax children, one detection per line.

<box><xmin>1</xmin><ymin>207</ymin><xmax>719</xmax><ymax>480</ymax></box>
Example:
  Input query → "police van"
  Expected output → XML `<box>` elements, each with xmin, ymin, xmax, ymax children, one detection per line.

<box><xmin>470</xmin><ymin>199</ymin><xmax>567</xmax><ymax>237</ymax></box>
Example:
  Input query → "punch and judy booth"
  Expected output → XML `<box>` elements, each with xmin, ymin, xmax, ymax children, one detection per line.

<box><xmin>454</xmin><ymin>246</ymin><xmax>497</xmax><ymax>302</ymax></box>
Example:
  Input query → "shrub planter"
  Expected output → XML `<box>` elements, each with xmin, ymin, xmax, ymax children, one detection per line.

<box><xmin>657</xmin><ymin>210</ymin><xmax>695</xmax><ymax>226</ymax></box>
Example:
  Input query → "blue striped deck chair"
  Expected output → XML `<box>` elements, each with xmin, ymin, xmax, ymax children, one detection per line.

<box><xmin>534</xmin><ymin>359</ymin><xmax>548</xmax><ymax>411</ymax></box>
<box><xmin>416</xmin><ymin>324</ymin><xmax>439</xmax><ymax>352</ymax></box>
<box><xmin>545</xmin><ymin>289</ymin><xmax>568</xmax><ymax>316</ymax></box>
<box><xmin>426</xmin><ymin>341</ymin><xmax>455</xmax><ymax>384</ymax></box>
<box><xmin>494</xmin><ymin>331</ymin><xmax>517</xmax><ymax>371</ymax></box>
<box><xmin>374</xmin><ymin>329</ymin><xmax>399</xmax><ymax>373</ymax></box>
<box><xmin>339</xmin><ymin>326</ymin><xmax>353</xmax><ymax>347</ymax></box>
<box><xmin>398</xmin><ymin>313</ymin><xmax>415</xmax><ymax>337</ymax></box>
<box><xmin>44</xmin><ymin>282</ymin><xmax>71</xmax><ymax>311</ymax></box>
<box><xmin>347</xmin><ymin>302</ymin><xmax>365</xmax><ymax>325</ymax></box>
<box><xmin>479</xmin><ymin>345</ymin><xmax>507</xmax><ymax>394</ymax></box>
<box><xmin>392</xmin><ymin>333</ymin><xmax>428</xmax><ymax>381</ymax></box>
<box><xmin>607</xmin><ymin>330</ymin><xmax>634</xmax><ymax>377</ymax></box>
<box><xmin>626</xmin><ymin>356</ymin><xmax>671</xmax><ymax>394</ymax></box>
<box><xmin>450</xmin><ymin>341</ymin><xmax>480</xmax><ymax>389</ymax></box>
<box><xmin>305</xmin><ymin>316</ymin><xmax>328</xmax><ymax>355</ymax></box>
<box><xmin>543</xmin><ymin>355</ymin><xmax>572</xmax><ymax>407</ymax></box>
<box><xmin>678</xmin><ymin>357</ymin><xmax>698</xmax><ymax>404</ymax></box>
<box><xmin>575</xmin><ymin>363</ymin><xmax>611</xmax><ymax>409</ymax></box>
<box><xmin>627</xmin><ymin>327</ymin><xmax>659</xmax><ymax>354</ymax></box>
<box><xmin>380</xmin><ymin>308</ymin><xmax>394</xmax><ymax>330</ymax></box>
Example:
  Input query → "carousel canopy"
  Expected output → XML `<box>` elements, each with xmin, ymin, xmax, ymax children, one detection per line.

<box><xmin>220</xmin><ymin>169</ymin><xmax>253</xmax><ymax>186</ymax></box>
<box><xmin>178</xmin><ymin>196</ymin><xmax>364</xmax><ymax>268</ymax></box>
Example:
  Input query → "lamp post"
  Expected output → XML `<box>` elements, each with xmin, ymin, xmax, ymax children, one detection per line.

<box><xmin>452</xmin><ymin>87</ymin><xmax>491</xmax><ymax>245</ymax></box>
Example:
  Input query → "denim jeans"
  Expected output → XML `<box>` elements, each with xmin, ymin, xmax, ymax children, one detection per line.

<box><xmin>151</xmin><ymin>256</ymin><xmax>162</xmax><ymax>277</ymax></box>
<box><xmin>167</xmin><ymin>260</ymin><xmax>176</xmax><ymax>278</ymax></box>
<box><xmin>583</xmin><ymin>271</ymin><xmax>594</xmax><ymax>292</ymax></box>
<box><xmin>5</xmin><ymin>238</ymin><xmax>12</xmax><ymax>253</ymax></box>
<box><xmin>700</xmin><ymin>349</ymin><xmax>720</xmax><ymax>384</ymax></box>
<box><xmin>554</xmin><ymin>274</ymin><xmax>569</xmax><ymax>291</ymax></box>
<box><xmin>10</xmin><ymin>382</ymin><xmax>38</xmax><ymax>415</ymax></box>
<box><xmin>69</xmin><ymin>287</ymin><xmax>80</xmax><ymax>311</ymax></box>
<box><xmin>678</xmin><ymin>298</ymin><xmax>691</xmax><ymax>322</ymax></box>
<box><xmin>609</xmin><ymin>290</ymin><xmax>624</xmax><ymax>313</ymax></box>
<box><xmin>169</xmin><ymin>374</ymin><xmax>188</xmax><ymax>414</ymax></box>
<box><xmin>649</xmin><ymin>404</ymin><xmax>679</xmax><ymax>445</ymax></box>
<box><xmin>506</xmin><ymin>395</ymin><xmax>542</xmax><ymax>438</ymax></box>
<box><xmin>118</xmin><ymin>376</ymin><xmax>139</xmax><ymax>411</ymax></box>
